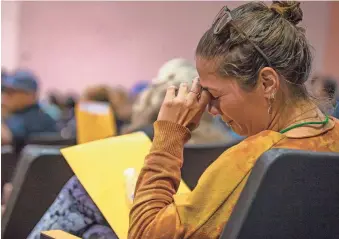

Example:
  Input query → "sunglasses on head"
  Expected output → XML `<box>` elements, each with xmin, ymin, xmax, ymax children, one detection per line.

<box><xmin>212</xmin><ymin>6</ymin><xmax>272</xmax><ymax>68</ymax></box>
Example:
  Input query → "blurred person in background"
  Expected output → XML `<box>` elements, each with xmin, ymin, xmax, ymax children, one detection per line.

<box><xmin>1</xmin><ymin>70</ymin><xmax>58</xmax><ymax>216</ymax></box>
<box><xmin>61</xmin><ymin>85</ymin><xmax>132</xmax><ymax>138</ymax></box>
<box><xmin>307</xmin><ymin>74</ymin><xmax>339</xmax><ymax>118</ymax></box>
<box><xmin>129</xmin><ymin>81</ymin><xmax>150</xmax><ymax>102</ymax></box>
<box><xmin>1</xmin><ymin>70</ymin><xmax>58</xmax><ymax>147</ymax></box>
<box><xmin>81</xmin><ymin>85</ymin><xmax>132</xmax><ymax>133</ymax></box>
<box><xmin>335</xmin><ymin>95</ymin><xmax>339</xmax><ymax>118</ymax></box>
<box><xmin>58</xmin><ymin>94</ymin><xmax>78</xmax><ymax>137</ymax></box>
<box><xmin>108</xmin><ymin>86</ymin><xmax>133</xmax><ymax>129</ymax></box>
<box><xmin>40</xmin><ymin>91</ymin><xmax>63</xmax><ymax>121</ymax></box>
<box><xmin>62</xmin><ymin>94</ymin><xmax>77</xmax><ymax>121</ymax></box>
<box><xmin>27</xmin><ymin>58</ymin><xmax>232</xmax><ymax>239</ymax></box>
<box><xmin>1</xmin><ymin>69</ymin><xmax>10</xmax><ymax>119</ymax></box>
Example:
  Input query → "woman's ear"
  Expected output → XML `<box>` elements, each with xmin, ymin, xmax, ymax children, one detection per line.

<box><xmin>258</xmin><ymin>67</ymin><xmax>280</xmax><ymax>99</ymax></box>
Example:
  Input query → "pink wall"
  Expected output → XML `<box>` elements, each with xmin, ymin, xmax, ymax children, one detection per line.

<box><xmin>2</xmin><ymin>1</ymin><xmax>333</xmax><ymax>94</ymax></box>
<box><xmin>324</xmin><ymin>2</ymin><xmax>339</xmax><ymax>79</ymax></box>
<box><xmin>1</xmin><ymin>1</ymin><xmax>21</xmax><ymax>71</ymax></box>
<box><xmin>17</xmin><ymin>1</ymin><xmax>225</xmax><ymax>94</ymax></box>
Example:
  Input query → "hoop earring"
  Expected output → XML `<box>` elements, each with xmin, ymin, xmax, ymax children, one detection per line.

<box><xmin>268</xmin><ymin>92</ymin><xmax>275</xmax><ymax>115</ymax></box>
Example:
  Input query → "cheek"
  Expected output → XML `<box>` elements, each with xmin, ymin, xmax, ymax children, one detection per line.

<box><xmin>219</xmin><ymin>93</ymin><xmax>267</xmax><ymax>123</ymax></box>
<box><xmin>12</xmin><ymin>96</ymin><xmax>22</xmax><ymax>106</ymax></box>
<box><xmin>2</xmin><ymin>95</ymin><xmax>11</xmax><ymax>105</ymax></box>
<box><xmin>218</xmin><ymin>95</ymin><xmax>246</xmax><ymax>120</ymax></box>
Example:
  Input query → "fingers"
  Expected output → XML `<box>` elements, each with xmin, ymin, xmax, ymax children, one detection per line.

<box><xmin>177</xmin><ymin>82</ymin><xmax>189</xmax><ymax>99</ymax></box>
<box><xmin>187</xmin><ymin>78</ymin><xmax>202</xmax><ymax>102</ymax></box>
<box><xmin>192</xmin><ymin>77</ymin><xmax>202</xmax><ymax>92</ymax></box>
<box><xmin>199</xmin><ymin>89</ymin><xmax>212</xmax><ymax>107</ymax></box>
<box><xmin>164</xmin><ymin>85</ymin><xmax>177</xmax><ymax>102</ymax></box>
<box><xmin>164</xmin><ymin>78</ymin><xmax>211</xmax><ymax>110</ymax></box>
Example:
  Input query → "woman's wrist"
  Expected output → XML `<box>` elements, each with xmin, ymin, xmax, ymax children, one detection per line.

<box><xmin>151</xmin><ymin>120</ymin><xmax>191</xmax><ymax>158</ymax></box>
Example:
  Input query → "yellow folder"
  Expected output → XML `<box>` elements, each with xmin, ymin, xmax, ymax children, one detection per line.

<box><xmin>61</xmin><ymin>132</ymin><xmax>190</xmax><ymax>239</ymax></box>
<box><xmin>41</xmin><ymin>230</ymin><xmax>81</xmax><ymax>239</ymax></box>
<box><xmin>75</xmin><ymin>101</ymin><xmax>117</xmax><ymax>144</ymax></box>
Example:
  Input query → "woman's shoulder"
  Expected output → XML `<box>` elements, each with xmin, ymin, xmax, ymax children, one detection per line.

<box><xmin>192</xmin><ymin>130</ymin><xmax>286</xmax><ymax>192</ymax></box>
<box><xmin>174</xmin><ymin>130</ymin><xmax>286</xmax><ymax>232</ymax></box>
<box><xmin>222</xmin><ymin>130</ymin><xmax>286</xmax><ymax>157</ymax></box>
<box><xmin>274</xmin><ymin>117</ymin><xmax>339</xmax><ymax>152</ymax></box>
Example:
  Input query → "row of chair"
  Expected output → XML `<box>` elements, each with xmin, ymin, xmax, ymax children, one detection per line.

<box><xmin>1</xmin><ymin>145</ymin><xmax>74</xmax><ymax>239</ymax></box>
<box><xmin>39</xmin><ymin>148</ymin><xmax>339</xmax><ymax>239</ymax></box>
<box><xmin>1</xmin><ymin>137</ymin><xmax>241</xmax><ymax>239</ymax></box>
<box><xmin>1</xmin><ymin>146</ymin><xmax>18</xmax><ymax>190</ymax></box>
<box><xmin>2</xmin><ymin>133</ymin><xmax>76</xmax><ymax>239</ymax></box>
<box><xmin>3</xmin><ymin>133</ymin><xmax>338</xmax><ymax>239</ymax></box>
<box><xmin>220</xmin><ymin>149</ymin><xmax>339</xmax><ymax>239</ymax></box>
<box><xmin>2</xmin><ymin>133</ymin><xmax>76</xmax><ymax>191</ymax></box>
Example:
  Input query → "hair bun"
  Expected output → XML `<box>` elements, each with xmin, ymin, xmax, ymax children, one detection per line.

<box><xmin>270</xmin><ymin>1</ymin><xmax>303</xmax><ymax>25</ymax></box>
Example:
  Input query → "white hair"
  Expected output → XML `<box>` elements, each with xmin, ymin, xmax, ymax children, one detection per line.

<box><xmin>132</xmin><ymin>58</ymin><xmax>198</xmax><ymax>123</ymax></box>
<box><xmin>152</xmin><ymin>58</ymin><xmax>197</xmax><ymax>86</ymax></box>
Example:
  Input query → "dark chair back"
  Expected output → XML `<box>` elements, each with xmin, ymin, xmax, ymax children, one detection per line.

<box><xmin>26</xmin><ymin>132</ymin><xmax>76</xmax><ymax>146</ymax></box>
<box><xmin>1</xmin><ymin>145</ymin><xmax>17</xmax><ymax>190</ymax></box>
<box><xmin>132</xmin><ymin>125</ymin><xmax>154</xmax><ymax>141</ymax></box>
<box><xmin>182</xmin><ymin>139</ymin><xmax>242</xmax><ymax>190</ymax></box>
<box><xmin>220</xmin><ymin>149</ymin><xmax>339</xmax><ymax>239</ymax></box>
<box><xmin>1</xmin><ymin>145</ymin><xmax>74</xmax><ymax>239</ymax></box>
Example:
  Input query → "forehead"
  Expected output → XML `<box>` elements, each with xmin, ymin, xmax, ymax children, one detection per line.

<box><xmin>196</xmin><ymin>57</ymin><xmax>219</xmax><ymax>74</ymax></box>
<box><xmin>196</xmin><ymin>57</ymin><xmax>218</xmax><ymax>83</ymax></box>
<box><xmin>196</xmin><ymin>57</ymin><xmax>233</xmax><ymax>91</ymax></box>
<box><xmin>2</xmin><ymin>87</ymin><xmax>28</xmax><ymax>95</ymax></box>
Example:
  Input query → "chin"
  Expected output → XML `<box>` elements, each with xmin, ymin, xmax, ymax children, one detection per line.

<box><xmin>232</xmin><ymin>128</ymin><xmax>248</xmax><ymax>137</ymax></box>
<box><xmin>227</xmin><ymin>123</ymin><xmax>247</xmax><ymax>137</ymax></box>
<box><xmin>231</xmin><ymin>123</ymin><xmax>262</xmax><ymax>137</ymax></box>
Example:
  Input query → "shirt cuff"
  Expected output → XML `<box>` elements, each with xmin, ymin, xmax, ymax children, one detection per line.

<box><xmin>151</xmin><ymin>121</ymin><xmax>191</xmax><ymax>158</ymax></box>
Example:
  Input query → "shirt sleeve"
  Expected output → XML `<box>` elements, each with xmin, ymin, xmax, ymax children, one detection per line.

<box><xmin>5</xmin><ymin>116</ymin><xmax>26</xmax><ymax>141</ymax></box>
<box><xmin>128</xmin><ymin>121</ymin><xmax>191</xmax><ymax>239</ymax></box>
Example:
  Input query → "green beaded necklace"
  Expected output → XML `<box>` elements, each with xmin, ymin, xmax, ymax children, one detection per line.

<box><xmin>279</xmin><ymin>115</ymin><xmax>329</xmax><ymax>134</ymax></box>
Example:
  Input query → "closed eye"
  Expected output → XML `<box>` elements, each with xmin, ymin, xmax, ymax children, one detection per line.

<box><xmin>202</xmin><ymin>87</ymin><xmax>220</xmax><ymax>100</ymax></box>
<box><xmin>211</xmin><ymin>95</ymin><xmax>220</xmax><ymax>100</ymax></box>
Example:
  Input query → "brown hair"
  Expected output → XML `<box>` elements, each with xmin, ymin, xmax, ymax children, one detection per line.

<box><xmin>82</xmin><ymin>85</ymin><xmax>132</xmax><ymax>120</ymax></box>
<box><xmin>196</xmin><ymin>1</ymin><xmax>312</xmax><ymax>99</ymax></box>
<box><xmin>82</xmin><ymin>85</ymin><xmax>111</xmax><ymax>103</ymax></box>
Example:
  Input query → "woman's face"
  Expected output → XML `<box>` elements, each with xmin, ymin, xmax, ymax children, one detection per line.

<box><xmin>196</xmin><ymin>57</ymin><xmax>271</xmax><ymax>136</ymax></box>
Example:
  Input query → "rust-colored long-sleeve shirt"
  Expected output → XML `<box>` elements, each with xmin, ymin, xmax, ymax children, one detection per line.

<box><xmin>129</xmin><ymin>119</ymin><xmax>339</xmax><ymax>239</ymax></box>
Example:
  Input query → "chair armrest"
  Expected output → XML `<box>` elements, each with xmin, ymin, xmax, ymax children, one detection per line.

<box><xmin>40</xmin><ymin>230</ymin><xmax>81</xmax><ymax>239</ymax></box>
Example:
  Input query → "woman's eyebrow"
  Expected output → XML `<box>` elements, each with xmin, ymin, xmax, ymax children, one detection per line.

<box><xmin>202</xmin><ymin>86</ymin><xmax>221</xmax><ymax>93</ymax></box>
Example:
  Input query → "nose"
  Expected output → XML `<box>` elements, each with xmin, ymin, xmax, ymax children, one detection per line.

<box><xmin>208</xmin><ymin>102</ymin><xmax>221</xmax><ymax>116</ymax></box>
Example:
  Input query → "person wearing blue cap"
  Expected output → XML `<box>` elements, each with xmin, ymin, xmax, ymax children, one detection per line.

<box><xmin>1</xmin><ymin>70</ymin><xmax>58</xmax><ymax>147</ymax></box>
